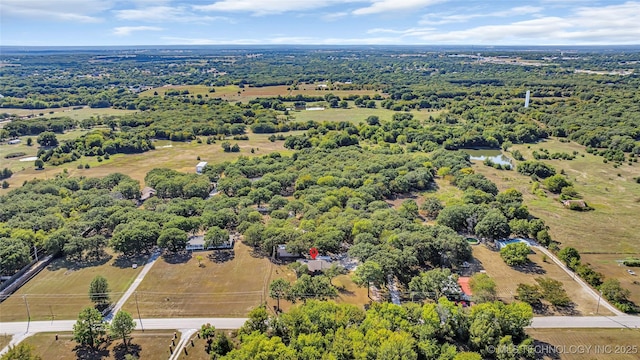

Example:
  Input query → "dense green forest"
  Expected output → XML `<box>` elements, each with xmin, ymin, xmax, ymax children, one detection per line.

<box><xmin>2</xmin><ymin>48</ymin><xmax>639</xmax><ymax>163</ymax></box>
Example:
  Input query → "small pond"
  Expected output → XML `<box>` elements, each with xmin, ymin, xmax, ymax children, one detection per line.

<box><xmin>463</xmin><ymin>149</ymin><xmax>512</xmax><ymax>167</ymax></box>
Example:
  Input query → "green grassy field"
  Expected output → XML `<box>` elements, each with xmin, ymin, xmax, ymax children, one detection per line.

<box><xmin>1</xmin><ymin>132</ymin><xmax>296</xmax><ymax>193</ymax></box>
<box><xmin>473</xmin><ymin>138</ymin><xmax>640</xmax><ymax>254</ymax></box>
<box><xmin>0</xmin><ymin>252</ymin><xmax>145</xmax><ymax>322</ymax></box>
<box><xmin>527</xmin><ymin>328</ymin><xmax>640</xmax><ymax>360</ymax></box>
<box><xmin>24</xmin><ymin>331</ymin><xmax>177</xmax><ymax>360</ymax></box>
<box><xmin>290</xmin><ymin>105</ymin><xmax>443</xmax><ymax>124</ymax></box>
<box><xmin>139</xmin><ymin>84</ymin><xmax>382</xmax><ymax>102</ymax></box>
<box><xmin>1</xmin><ymin>107</ymin><xmax>135</xmax><ymax>120</ymax></box>
<box><xmin>1</xmin><ymin>129</ymin><xmax>92</xmax><ymax>174</ymax></box>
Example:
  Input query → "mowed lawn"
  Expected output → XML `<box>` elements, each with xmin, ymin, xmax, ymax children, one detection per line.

<box><xmin>121</xmin><ymin>241</ymin><xmax>274</xmax><ymax>318</ymax></box>
<box><xmin>23</xmin><ymin>331</ymin><xmax>176</xmax><ymax>360</ymax></box>
<box><xmin>472</xmin><ymin>245</ymin><xmax>613</xmax><ymax>316</ymax></box>
<box><xmin>0</xmin><ymin>252</ymin><xmax>145</xmax><ymax>322</ymax></box>
<box><xmin>1</xmin><ymin>132</ymin><xmax>295</xmax><ymax>191</ymax></box>
<box><xmin>527</xmin><ymin>328</ymin><xmax>640</xmax><ymax>360</ymax></box>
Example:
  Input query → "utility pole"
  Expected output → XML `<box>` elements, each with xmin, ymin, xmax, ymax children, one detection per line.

<box><xmin>596</xmin><ymin>290</ymin><xmax>602</xmax><ymax>314</ymax></box>
<box><xmin>135</xmin><ymin>292</ymin><xmax>144</xmax><ymax>332</ymax></box>
<box><xmin>23</xmin><ymin>295</ymin><xmax>31</xmax><ymax>331</ymax></box>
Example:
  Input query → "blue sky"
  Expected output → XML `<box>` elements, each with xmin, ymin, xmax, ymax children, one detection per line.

<box><xmin>1</xmin><ymin>0</ymin><xmax>639</xmax><ymax>46</ymax></box>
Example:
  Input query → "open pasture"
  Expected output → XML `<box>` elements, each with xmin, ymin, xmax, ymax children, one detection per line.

<box><xmin>1</xmin><ymin>107</ymin><xmax>135</xmax><ymax>120</ymax></box>
<box><xmin>0</xmin><ymin>252</ymin><xmax>145</xmax><ymax>322</ymax></box>
<box><xmin>23</xmin><ymin>331</ymin><xmax>176</xmax><ymax>360</ymax></box>
<box><xmin>473</xmin><ymin>138</ymin><xmax>640</xmax><ymax>254</ymax></box>
<box><xmin>291</xmin><ymin>105</ymin><xmax>443</xmax><ymax>124</ymax></box>
<box><xmin>472</xmin><ymin>245</ymin><xmax>612</xmax><ymax>316</ymax></box>
<box><xmin>121</xmin><ymin>241</ymin><xmax>273</xmax><ymax>318</ymax></box>
<box><xmin>527</xmin><ymin>328</ymin><xmax>640</xmax><ymax>360</ymax></box>
<box><xmin>139</xmin><ymin>84</ymin><xmax>382</xmax><ymax>102</ymax></box>
<box><xmin>1</xmin><ymin>132</ymin><xmax>295</xmax><ymax>192</ymax></box>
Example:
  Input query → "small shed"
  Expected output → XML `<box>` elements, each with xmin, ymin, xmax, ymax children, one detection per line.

<box><xmin>186</xmin><ymin>235</ymin><xmax>234</xmax><ymax>251</ymax></box>
<box><xmin>196</xmin><ymin>161</ymin><xmax>208</xmax><ymax>174</ymax></box>
<box><xmin>562</xmin><ymin>199</ymin><xmax>587</xmax><ymax>209</ymax></box>
<box><xmin>140</xmin><ymin>187</ymin><xmax>156</xmax><ymax>201</ymax></box>
<box><xmin>457</xmin><ymin>277</ymin><xmax>473</xmax><ymax>302</ymax></box>
<box><xmin>186</xmin><ymin>236</ymin><xmax>206</xmax><ymax>251</ymax></box>
<box><xmin>275</xmin><ymin>244</ymin><xmax>301</xmax><ymax>259</ymax></box>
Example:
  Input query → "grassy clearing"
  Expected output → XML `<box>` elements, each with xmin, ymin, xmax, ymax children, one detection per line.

<box><xmin>1</xmin><ymin>132</ymin><xmax>295</xmax><ymax>193</ymax></box>
<box><xmin>0</xmin><ymin>251</ymin><xmax>145</xmax><ymax>322</ymax></box>
<box><xmin>139</xmin><ymin>84</ymin><xmax>381</xmax><ymax>103</ymax></box>
<box><xmin>0</xmin><ymin>334</ymin><xmax>11</xmax><ymax>349</ymax></box>
<box><xmin>470</xmin><ymin>139</ymin><xmax>640</xmax><ymax>306</ymax></box>
<box><xmin>472</xmin><ymin>245</ymin><xmax>612</xmax><ymax>316</ymax></box>
<box><xmin>121</xmin><ymin>241</ymin><xmax>274</xmax><ymax>318</ymax></box>
<box><xmin>290</xmin><ymin>105</ymin><xmax>443</xmax><ymax>124</ymax></box>
<box><xmin>473</xmin><ymin>138</ymin><xmax>640</xmax><ymax>254</ymax></box>
<box><xmin>580</xmin><ymin>254</ymin><xmax>640</xmax><ymax>305</ymax></box>
<box><xmin>527</xmin><ymin>328</ymin><xmax>640</xmax><ymax>360</ymax></box>
<box><xmin>24</xmin><ymin>331</ymin><xmax>176</xmax><ymax>360</ymax></box>
<box><xmin>1</xmin><ymin>107</ymin><xmax>135</xmax><ymax>120</ymax></box>
<box><xmin>1</xmin><ymin>129</ymin><xmax>92</xmax><ymax>175</ymax></box>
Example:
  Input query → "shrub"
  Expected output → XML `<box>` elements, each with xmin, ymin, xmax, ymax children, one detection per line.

<box><xmin>622</xmin><ymin>258</ymin><xmax>640</xmax><ymax>267</ymax></box>
<box><xmin>4</xmin><ymin>152</ymin><xmax>26</xmax><ymax>159</ymax></box>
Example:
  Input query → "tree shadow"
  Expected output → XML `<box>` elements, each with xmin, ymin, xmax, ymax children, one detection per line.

<box><xmin>208</xmin><ymin>250</ymin><xmax>235</xmax><ymax>263</ymax></box>
<box><xmin>533</xmin><ymin>340</ymin><xmax>561</xmax><ymax>359</ymax></box>
<box><xmin>73</xmin><ymin>344</ymin><xmax>110</xmax><ymax>360</ymax></box>
<box><xmin>112</xmin><ymin>341</ymin><xmax>142</xmax><ymax>360</ymax></box>
<box><xmin>555</xmin><ymin>303</ymin><xmax>580</xmax><ymax>316</ymax></box>
<box><xmin>337</xmin><ymin>287</ymin><xmax>355</xmax><ymax>296</ymax></box>
<box><xmin>47</xmin><ymin>254</ymin><xmax>112</xmax><ymax>272</ymax></box>
<box><xmin>513</xmin><ymin>262</ymin><xmax>546</xmax><ymax>275</ymax></box>
<box><xmin>530</xmin><ymin>302</ymin><xmax>551</xmax><ymax>315</ymax></box>
<box><xmin>162</xmin><ymin>252</ymin><xmax>192</xmax><ymax>264</ymax></box>
<box><xmin>112</xmin><ymin>254</ymin><xmax>148</xmax><ymax>269</ymax></box>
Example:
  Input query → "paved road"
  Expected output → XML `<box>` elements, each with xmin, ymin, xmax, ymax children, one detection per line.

<box><xmin>168</xmin><ymin>328</ymin><xmax>196</xmax><ymax>360</ymax></box>
<box><xmin>3</xmin><ymin>315</ymin><xmax>640</xmax><ymax>355</ymax></box>
<box><xmin>0</xmin><ymin>317</ymin><xmax>247</xmax><ymax>355</ymax></box>
<box><xmin>533</xmin><ymin>245</ymin><xmax>624</xmax><ymax>316</ymax></box>
<box><xmin>531</xmin><ymin>316</ymin><xmax>640</xmax><ymax>328</ymax></box>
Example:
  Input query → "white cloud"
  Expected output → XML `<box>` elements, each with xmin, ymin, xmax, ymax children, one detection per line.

<box><xmin>113</xmin><ymin>26</ymin><xmax>163</xmax><ymax>36</ymax></box>
<box><xmin>195</xmin><ymin>0</ymin><xmax>365</xmax><ymax>16</ymax></box>
<box><xmin>420</xmin><ymin>6</ymin><xmax>542</xmax><ymax>25</ymax></box>
<box><xmin>353</xmin><ymin>0</ymin><xmax>447</xmax><ymax>15</ymax></box>
<box><xmin>0</xmin><ymin>0</ymin><xmax>111</xmax><ymax>22</ymax></box>
<box><xmin>370</xmin><ymin>1</ymin><xmax>640</xmax><ymax>44</ymax></box>
<box><xmin>162</xmin><ymin>34</ymin><xmax>400</xmax><ymax>45</ymax></box>
<box><xmin>115</xmin><ymin>5</ymin><xmax>229</xmax><ymax>23</ymax></box>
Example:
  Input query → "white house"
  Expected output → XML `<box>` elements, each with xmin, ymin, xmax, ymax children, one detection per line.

<box><xmin>186</xmin><ymin>235</ymin><xmax>234</xmax><ymax>251</ymax></box>
<box><xmin>196</xmin><ymin>161</ymin><xmax>208</xmax><ymax>174</ymax></box>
